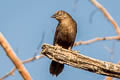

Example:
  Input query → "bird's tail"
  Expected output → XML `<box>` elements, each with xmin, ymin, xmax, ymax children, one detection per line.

<box><xmin>49</xmin><ymin>61</ymin><xmax>64</xmax><ymax>76</ymax></box>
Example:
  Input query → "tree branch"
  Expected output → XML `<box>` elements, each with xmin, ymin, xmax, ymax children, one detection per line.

<box><xmin>74</xmin><ymin>35</ymin><xmax>120</xmax><ymax>46</ymax></box>
<box><xmin>0</xmin><ymin>32</ymin><xmax>32</xmax><ymax>80</ymax></box>
<box><xmin>41</xmin><ymin>43</ymin><xmax>120</xmax><ymax>79</ymax></box>
<box><xmin>90</xmin><ymin>0</ymin><xmax>120</xmax><ymax>35</ymax></box>
<box><xmin>0</xmin><ymin>55</ymin><xmax>45</xmax><ymax>80</ymax></box>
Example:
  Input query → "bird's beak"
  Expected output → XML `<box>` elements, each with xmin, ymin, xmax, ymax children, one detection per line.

<box><xmin>51</xmin><ymin>14</ymin><xmax>56</xmax><ymax>18</ymax></box>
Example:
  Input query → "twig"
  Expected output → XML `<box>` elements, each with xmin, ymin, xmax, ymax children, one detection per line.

<box><xmin>74</xmin><ymin>36</ymin><xmax>120</xmax><ymax>46</ymax></box>
<box><xmin>0</xmin><ymin>55</ymin><xmax>45</xmax><ymax>80</ymax></box>
<box><xmin>90</xmin><ymin>0</ymin><xmax>120</xmax><ymax>35</ymax></box>
<box><xmin>23</xmin><ymin>55</ymin><xmax>44</xmax><ymax>63</ymax></box>
<box><xmin>33</xmin><ymin>31</ymin><xmax>45</xmax><ymax>56</ymax></box>
<box><xmin>89</xmin><ymin>9</ymin><xmax>98</xmax><ymax>23</ymax></box>
<box><xmin>105</xmin><ymin>77</ymin><xmax>113</xmax><ymax>80</ymax></box>
<box><xmin>104</xmin><ymin>43</ymin><xmax>115</xmax><ymax>80</ymax></box>
<box><xmin>0</xmin><ymin>32</ymin><xmax>32</xmax><ymax>80</ymax></box>
<box><xmin>41</xmin><ymin>43</ymin><xmax>120</xmax><ymax>79</ymax></box>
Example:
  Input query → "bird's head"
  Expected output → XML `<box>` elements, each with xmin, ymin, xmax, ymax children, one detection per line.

<box><xmin>51</xmin><ymin>10</ymin><xmax>71</xmax><ymax>21</ymax></box>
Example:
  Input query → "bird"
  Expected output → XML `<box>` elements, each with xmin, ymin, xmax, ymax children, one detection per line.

<box><xmin>50</xmin><ymin>10</ymin><xmax>77</xmax><ymax>76</ymax></box>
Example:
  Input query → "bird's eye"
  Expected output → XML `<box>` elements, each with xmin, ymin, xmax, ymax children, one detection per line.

<box><xmin>57</xmin><ymin>11</ymin><xmax>64</xmax><ymax>17</ymax></box>
<box><xmin>57</xmin><ymin>13</ymin><xmax>61</xmax><ymax>16</ymax></box>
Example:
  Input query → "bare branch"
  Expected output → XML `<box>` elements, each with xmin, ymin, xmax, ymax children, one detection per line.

<box><xmin>74</xmin><ymin>36</ymin><xmax>120</xmax><ymax>46</ymax></box>
<box><xmin>89</xmin><ymin>9</ymin><xmax>98</xmax><ymax>23</ymax></box>
<box><xmin>0</xmin><ymin>32</ymin><xmax>32</xmax><ymax>80</ymax></box>
<box><xmin>0</xmin><ymin>55</ymin><xmax>45</xmax><ymax>80</ymax></box>
<box><xmin>90</xmin><ymin>0</ymin><xmax>120</xmax><ymax>35</ymax></box>
<box><xmin>105</xmin><ymin>77</ymin><xmax>113</xmax><ymax>80</ymax></box>
<box><xmin>23</xmin><ymin>55</ymin><xmax>44</xmax><ymax>63</ymax></box>
<box><xmin>41</xmin><ymin>43</ymin><xmax>120</xmax><ymax>79</ymax></box>
<box><xmin>0</xmin><ymin>68</ymin><xmax>16</xmax><ymax>80</ymax></box>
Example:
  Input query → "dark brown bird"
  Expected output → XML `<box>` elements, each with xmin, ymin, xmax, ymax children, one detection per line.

<box><xmin>50</xmin><ymin>10</ymin><xmax>77</xmax><ymax>76</ymax></box>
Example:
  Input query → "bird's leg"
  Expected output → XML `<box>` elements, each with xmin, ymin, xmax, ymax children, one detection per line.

<box><xmin>55</xmin><ymin>44</ymin><xmax>59</xmax><ymax>47</ymax></box>
<box><xmin>68</xmin><ymin>46</ymin><xmax>72</xmax><ymax>51</ymax></box>
<box><xmin>54</xmin><ymin>44</ymin><xmax>62</xmax><ymax>48</ymax></box>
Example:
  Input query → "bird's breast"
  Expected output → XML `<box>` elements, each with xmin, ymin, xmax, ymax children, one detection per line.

<box><xmin>58</xmin><ymin>24</ymin><xmax>76</xmax><ymax>41</ymax></box>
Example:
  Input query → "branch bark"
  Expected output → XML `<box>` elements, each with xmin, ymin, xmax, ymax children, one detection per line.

<box><xmin>41</xmin><ymin>43</ymin><xmax>120</xmax><ymax>79</ymax></box>
<box><xmin>0</xmin><ymin>32</ymin><xmax>32</xmax><ymax>80</ymax></box>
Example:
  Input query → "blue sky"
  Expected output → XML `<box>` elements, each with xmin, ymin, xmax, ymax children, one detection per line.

<box><xmin>0</xmin><ymin>0</ymin><xmax>120</xmax><ymax>80</ymax></box>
